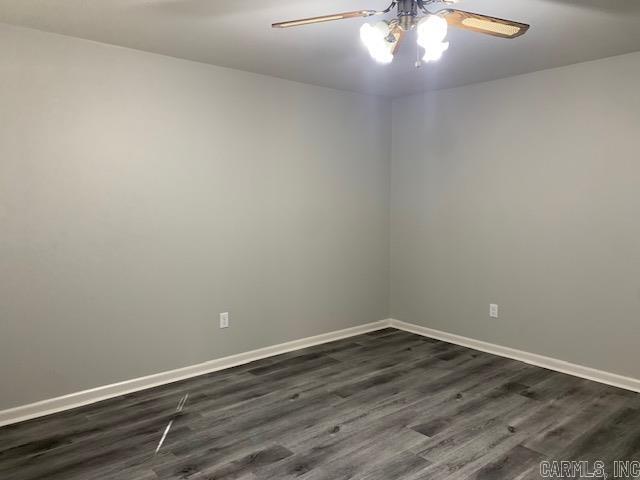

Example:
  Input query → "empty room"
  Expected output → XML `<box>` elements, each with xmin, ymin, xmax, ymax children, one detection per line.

<box><xmin>1</xmin><ymin>1</ymin><xmax>639</xmax><ymax>479</ymax></box>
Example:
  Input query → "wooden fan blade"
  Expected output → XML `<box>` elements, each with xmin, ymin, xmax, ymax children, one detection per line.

<box><xmin>272</xmin><ymin>10</ymin><xmax>377</xmax><ymax>28</ymax></box>
<box><xmin>440</xmin><ymin>9</ymin><xmax>530</xmax><ymax>39</ymax></box>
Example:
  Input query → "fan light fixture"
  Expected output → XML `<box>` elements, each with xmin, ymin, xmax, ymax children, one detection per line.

<box><xmin>360</xmin><ymin>21</ymin><xmax>398</xmax><ymax>64</ymax></box>
<box><xmin>417</xmin><ymin>15</ymin><xmax>449</xmax><ymax>62</ymax></box>
<box><xmin>273</xmin><ymin>1</ymin><xmax>530</xmax><ymax>67</ymax></box>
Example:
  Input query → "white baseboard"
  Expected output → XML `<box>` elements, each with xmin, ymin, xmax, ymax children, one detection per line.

<box><xmin>4</xmin><ymin>318</ymin><xmax>637</xmax><ymax>427</ymax></box>
<box><xmin>390</xmin><ymin>319</ymin><xmax>640</xmax><ymax>394</ymax></box>
<box><xmin>0</xmin><ymin>319</ymin><xmax>390</xmax><ymax>427</ymax></box>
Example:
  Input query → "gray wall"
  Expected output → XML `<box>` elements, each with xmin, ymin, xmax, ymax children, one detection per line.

<box><xmin>2</xmin><ymin>22</ymin><xmax>639</xmax><ymax>411</ymax></box>
<box><xmin>391</xmin><ymin>52</ymin><xmax>640</xmax><ymax>379</ymax></box>
<box><xmin>0</xmin><ymin>24</ymin><xmax>391</xmax><ymax>409</ymax></box>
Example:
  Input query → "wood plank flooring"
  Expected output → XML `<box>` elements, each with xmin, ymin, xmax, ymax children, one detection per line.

<box><xmin>1</xmin><ymin>328</ymin><xmax>639</xmax><ymax>479</ymax></box>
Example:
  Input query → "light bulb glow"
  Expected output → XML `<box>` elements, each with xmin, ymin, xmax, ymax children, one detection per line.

<box><xmin>422</xmin><ymin>41</ymin><xmax>449</xmax><ymax>62</ymax></box>
<box><xmin>360</xmin><ymin>22</ymin><xmax>395</xmax><ymax>64</ymax></box>
<box><xmin>417</xmin><ymin>15</ymin><xmax>449</xmax><ymax>63</ymax></box>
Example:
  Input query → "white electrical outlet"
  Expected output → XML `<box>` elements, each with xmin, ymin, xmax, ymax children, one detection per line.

<box><xmin>219</xmin><ymin>312</ymin><xmax>229</xmax><ymax>329</ymax></box>
<box><xmin>489</xmin><ymin>304</ymin><xmax>499</xmax><ymax>319</ymax></box>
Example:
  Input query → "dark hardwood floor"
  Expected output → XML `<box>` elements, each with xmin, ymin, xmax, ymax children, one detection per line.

<box><xmin>1</xmin><ymin>328</ymin><xmax>639</xmax><ymax>479</ymax></box>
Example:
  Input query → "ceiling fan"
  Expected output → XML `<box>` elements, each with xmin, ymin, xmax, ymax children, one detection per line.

<box><xmin>272</xmin><ymin>0</ymin><xmax>529</xmax><ymax>66</ymax></box>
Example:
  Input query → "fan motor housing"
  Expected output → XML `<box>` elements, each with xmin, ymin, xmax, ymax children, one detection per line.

<box><xmin>397</xmin><ymin>0</ymin><xmax>419</xmax><ymax>30</ymax></box>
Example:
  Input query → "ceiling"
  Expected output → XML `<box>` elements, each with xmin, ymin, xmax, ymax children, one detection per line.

<box><xmin>0</xmin><ymin>0</ymin><xmax>639</xmax><ymax>97</ymax></box>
